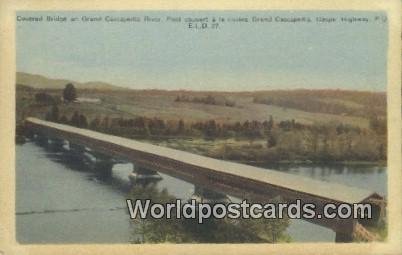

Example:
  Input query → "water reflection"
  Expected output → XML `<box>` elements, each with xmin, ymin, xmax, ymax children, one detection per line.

<box><xmin>24</xmin><ymin>140</ymin><xmax>291</xmax><ymax>243</ymax></box>
<box><xmin>16</xmin><ymin>142</ymin><xmax>130</xmax><ymax>244</ymax></box>
<box><xmin>16</xmin><ymin>140</ymin><xmax>386</xmax><ymax>243</ymax></box>
<box><xmin>257</xmin><ymin>163</ymin><xmax>386</xmax><ymax>195</ymax></box>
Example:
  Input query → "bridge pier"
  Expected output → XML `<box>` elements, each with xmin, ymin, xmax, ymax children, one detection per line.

<box><xmin>48</xmin><ymin>137</ymin><xmax>65</xmax><ymax>151</ymax></box>
<box><xmin>83</xmin><ymin>151</ymin><xmax>114</xmax><ymax>179</ymax></box>
<box><xmin>93</xmin><ymin>158</ymin><xmax>114</xmax><ymax>179</ymax></box>
<box><xmin>65</xmin><ymin>142</ymin><xmax>87</xmax><ymax>165</ymax></box>
<box><xmin>69</xmin><ymin>142</ymin><xmax>86</xmax><ymax>154</ymax></box>
<box><xmin>24</xmin><ymin>128</ymin><xmax>35</xmax><ymax>139</ymax></box>
<box><xmin>66</xmin><ymin>145</ymin><xmax>115</xmax><ymax>179</ymax></box>
<box><xmin>191</xmin><ymin>186</ymin><xmax>231</xmax><ymax>204</ymax></box>
<box><xmin>35</xmin><ymin>133</ymin><xmax>49</xmax><ymax>146</ymax></box>
<box><xmin>129</xmin><ymin>165</ymin><xmax>162</xmax><ymax>183</ymax></box>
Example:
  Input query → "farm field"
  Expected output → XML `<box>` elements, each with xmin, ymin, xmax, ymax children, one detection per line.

<box><xmin>16</xmin><ymin>72</ymin><xmax>387</xmax><ymax>164</ymax></box>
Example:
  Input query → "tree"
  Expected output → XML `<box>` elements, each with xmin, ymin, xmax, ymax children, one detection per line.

<box><xmin>90</xmin><ymin>117</ymin><xmax>101</xmax><ymax>130</ymax></box>
<box><xmin>59</xmin><ymin>115</ymin><xmax>68</xmax><ymax>124</ymax></box>
<box><xmin>267</xmin><ymin>115</ymin><xmax>274</xmax><ymax>130</ymax></box>
<box><xmin>101</xmin><ymin>116</ymin><xmax>110</xmax><ymax>130</ymax></box>
<box><xmin>79</xmin><ymin>114</ymin><xmax>88</xmax><ymax>128</ymax></box>
<box><xmin>50</xmin><ymin>105</ymin><xmax>59</xmax><ymax>122</ymax></box>
<box><xmin>35</xmin><ymin>92</ymin><xmax>55</xmax><ymax>105</ymax></box>
<box><xmin>267</xmin><ymin>131</ymin><xmax>277</xmax><ymax>148</ymax></box>
<box><xmin>70</xmin><ymin>111</ymin><xmax>80</xmax><ymax>127</ymax></box>
<box><xmin>369</xmin><ymin>115</ymin><xmax>386</xmax><ymax>134</ymax></box>
<box><xmin>262</xmin><ymin>116</ymin><xmax>274</xmax><ymax>137</ymax></box>
<box><xmin>63</xmin><ymin>83</ymin><xmax>77</xmax><ymax>102</ymax></box>
<box><xmin>45</xmin><ymin>104</ymin><xmax>59</xmax><ymax>122</ymax></box>
<box><xmin>205</xmin><ymin>120</ymin><xmax>217</xmax><ymax>138</ymax></box>
<box><xmin>177</xmin><ymin>119</ymin><xmax>185</xmax><ymax>134</ymax></box>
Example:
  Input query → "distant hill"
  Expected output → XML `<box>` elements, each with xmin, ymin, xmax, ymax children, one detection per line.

<box><xmin>16</xmin><ymin>72</ymin><xmax>125</xmax><ymax>90</ymax></box>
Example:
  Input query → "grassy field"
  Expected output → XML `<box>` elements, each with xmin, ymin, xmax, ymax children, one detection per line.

<box><xmin>16</xmin><ymin>72</ymin><xmax>386</xmax><ymax>164</ymax></box>
<box><xmin>17</xmin><ymin>86</ymin><xmax>375</xmax><ymax>128</ymax></box>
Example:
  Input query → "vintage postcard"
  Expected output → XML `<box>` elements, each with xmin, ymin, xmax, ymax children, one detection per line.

<box><xmin>0</xmin><ymin>0</ymin><xmax>401</xmax><ymax>254</ymax></box>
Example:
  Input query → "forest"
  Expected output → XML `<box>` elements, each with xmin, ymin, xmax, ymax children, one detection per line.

<box><xmin>175</xmin><ymin>94</ymin><xmax>236</xmax><ymax>107</ymax></box>
<box><xmin>41</xmin><ymin>103</ymin><xmax>386</xmax><ymax>163</ymax></box>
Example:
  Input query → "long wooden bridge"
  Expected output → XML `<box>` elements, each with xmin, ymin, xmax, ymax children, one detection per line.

<box><xmin>25</xmin><ymin>117</ymin><xmax>386</xmax><ymax>242</ymax></box>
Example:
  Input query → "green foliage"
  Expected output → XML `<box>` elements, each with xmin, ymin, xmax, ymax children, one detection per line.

<box><xmin>175</xmin><ymin>94</ymin><xmax>236</xmax><ymax>107</ymax></box>
<box><xmin>369</xmin><ymin>115</ymin><xmax>386</xmax><ymax>134</ymax></box>
<box><xmin>45</xmin><ymin>108</ymin><xmax>385</xmax><ymax>163</ymax></box>
<box><xmin>45</xmin><ymin>104</ymin><xmax>60</xmax><ymax>122</ymax></box>
<box><xmin>63</xmin><ymin>83</ymin><xmax>77</xmax><ymax>102</ymax></box>
<box><xmin>89</xmin><ymin>117</ymin><xmax>101</xmax><ymax>129</ymax></box>
<box><xmin>238</xmin><ymin>217</ymin><xmax>290</xmax><ymax>243</ymax></box>
<box><xmin>267</xmin><ymin>131</ymin><xmax>277</xmax><ymax>148</ymax></box>
<box><xmin>128</xmin><ymin>183</ymin><xmax>290</xmax><ymax>243</ymax></box>
<box><xmin>59</xmin><ymin>115</ymin><xmax>68</xmax><ymax>124</ymax></box>
<box><xmin>35</xmin><ymin>92</ymin><xmax>56</xmax><ymax>105</ymax></box>
<box><xmin>79</xmin><ymin>114</ymin><xmax>88</xmax><ymax>128</ymax></box>
<box><xmin>70</xmin><ymin>111</ymin><xmax>80</xmax><ymax>126</ymax></box>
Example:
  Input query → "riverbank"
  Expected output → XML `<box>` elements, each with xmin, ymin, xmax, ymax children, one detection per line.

<box><xmin>16</xmin><ymin>126</ymin><xmax>385</xmax><ymax>167</ymax></box>
<box><xmin>249</xmin><ymin>160</ymin><xmax>386</xmax><ymax>166</ymax></box>
<box><xmin>137</xmin><ymin>137</ymin><xmax>386</xmax><ymax>167</ymax></box>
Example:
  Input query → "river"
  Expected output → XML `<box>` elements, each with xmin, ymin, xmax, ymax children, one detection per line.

<box><xmin>15</xmin><ymin>141</ymin><xmax>386</xmax><ymax>243</ymax></box>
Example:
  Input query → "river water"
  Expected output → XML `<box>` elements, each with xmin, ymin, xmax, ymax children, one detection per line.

<box><xmin>15</xmin><ymin>141</ymin><xmax>386</xmax><ymax>243</ymax></box>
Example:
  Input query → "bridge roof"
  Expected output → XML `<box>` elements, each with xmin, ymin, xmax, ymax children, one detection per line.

<box><xmin>26</xmin><ymin>117</ymin><xmax>382</xmax><ymax>204</ymax></box>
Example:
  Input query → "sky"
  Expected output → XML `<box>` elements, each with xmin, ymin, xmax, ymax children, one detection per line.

<box><xmin>16</xmin><ymin>11</ymin><xmax>388</xmax><ymax>91</ymax></box>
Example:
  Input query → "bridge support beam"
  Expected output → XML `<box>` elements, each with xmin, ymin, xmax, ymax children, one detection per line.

<box><xmin>331</xmin><ymin>217</ymin><xmax>357</xmax><ymax>243</ymax></box>
<box><xmin>335</xmin><ymin>232</ymin><xmax>353</xmax><ymax>243</ymax></box>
